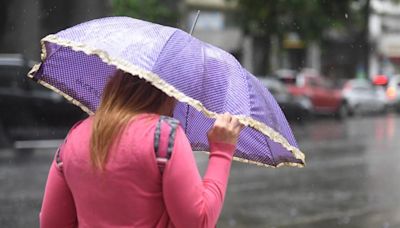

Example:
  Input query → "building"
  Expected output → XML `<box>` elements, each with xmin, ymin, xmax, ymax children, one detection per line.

<box><xmin>369</xmin><ymin>0</ymin><xmax>400</xmax><ymax>79</ymax></box>
<box><xmin>0</xmin><ymin>0</ymin><xmax>110</xmax><ymax>61</ymax></box>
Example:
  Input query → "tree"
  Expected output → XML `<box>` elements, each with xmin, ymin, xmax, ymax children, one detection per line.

<box><xmin>234</xmin><ymin>0</ymin><xmax>366</xmax><ymax>74</ymax></box>
<box><xmin>112</xmin><ymin>0</ymin><xmax>178</xmax><ymax>26</ymax></box>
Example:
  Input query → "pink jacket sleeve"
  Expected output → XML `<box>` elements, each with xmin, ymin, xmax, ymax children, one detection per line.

<box><xmin>163</xmin><ymin>126</ymin><xmax>236</xmax><ymax>228</ymax></box>
<box><xmin>40</xmin><ymin>160</ymin><xmax>77</xmax><ymax>228</ymax></box>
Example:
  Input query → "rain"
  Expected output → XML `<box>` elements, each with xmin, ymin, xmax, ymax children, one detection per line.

<box><xmin>1</xmin><ymin>0</ymin><xmax>400</xmax><ymax>227</ymax></box>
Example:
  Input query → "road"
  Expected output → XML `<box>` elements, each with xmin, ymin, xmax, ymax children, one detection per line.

<box><xmin>1</xmin><ymin>114</ymin><xmax>400</xmax><ymax>227</ymax></box>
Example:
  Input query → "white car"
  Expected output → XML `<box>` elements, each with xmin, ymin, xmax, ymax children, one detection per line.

<box><xmin>342</xmin><ymin>79</ymin><xmax>386</xmax><ymax>115</ymax></box>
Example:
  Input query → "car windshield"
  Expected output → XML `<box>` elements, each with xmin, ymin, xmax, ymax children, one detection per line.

<box><xmin>279</xmin><ymin>77</ymin><xmax>296</xmax><ymax>85</ymax></box>
<box><xmin>350</xmin><ymin>80</ymin><xmax>371</xmax><ymax>88</ymax></box>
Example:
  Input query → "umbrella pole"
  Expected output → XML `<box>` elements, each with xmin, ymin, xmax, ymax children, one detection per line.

<box><xmin>189</xmin><ymin>10</ymin><xmax>200</xmax><ymax>35</ymax></box>
<box><xmin>185</xmin><ymin>10</ymin><xmax>201</xmax><ymax>133</ymax></box>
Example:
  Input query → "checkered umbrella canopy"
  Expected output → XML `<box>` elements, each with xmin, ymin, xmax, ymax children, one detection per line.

<box><xmin>29</xmin><ymin>17</ymin><xmax>305</xmax><ymax>167</ymax></box>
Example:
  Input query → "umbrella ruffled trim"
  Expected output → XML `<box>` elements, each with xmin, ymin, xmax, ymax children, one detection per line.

<box><xmin>28</xmin><ymin>34</ymin><xmax>305</xmax><ymax>168</ymax></box>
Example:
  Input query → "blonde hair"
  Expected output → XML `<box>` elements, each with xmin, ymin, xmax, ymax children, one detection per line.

<box><xmin>90</xmin><ymin>70</ymin><xmax>173</xmax><ymax>169</ymax></box>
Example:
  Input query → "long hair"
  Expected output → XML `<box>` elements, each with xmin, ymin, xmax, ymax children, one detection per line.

<box><xmin>90</xmin><ymin>70</ymin><xmax>173</xmax><ymax>169</ymax></box>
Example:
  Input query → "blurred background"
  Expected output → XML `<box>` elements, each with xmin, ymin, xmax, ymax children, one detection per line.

<box><xmin>1</xmin><ymin>0</ymin><xmax>400</xmax><ymax>227</ymax></box>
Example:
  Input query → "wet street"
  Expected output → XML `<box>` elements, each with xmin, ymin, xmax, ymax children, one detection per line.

<box><xmin>1</xmin><ymin>114</ymin><xmax>400</xmax><ymax>227</ymax></box>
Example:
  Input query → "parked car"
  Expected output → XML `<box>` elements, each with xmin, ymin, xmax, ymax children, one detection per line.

<box><xmin>274</xmin><ymin>69</ymin><xmax>297</xmax><ymax>84</ymax></box>
<box><xmin>279</xmin><ymin>70</ymin><xmax>348</xmax><ymax>119</ymax></box>
<box><xmin>0</xmin><ymin>54</ymin><xmax>85</xmax><ymax>149</ymax></box>
<box><xmin>342</xmin><ymin>79</ymin><xmax>386</xmax><ymax>115</ymax></box>
<box><xmin>258</xmin><ymin>77</ymin><xmax>311</xmax><ymax>121</ymax></box>
<box><xmin>386</xmin><ymin>74</ymin><xmax>400</xmax><ymax>112</ymax></box>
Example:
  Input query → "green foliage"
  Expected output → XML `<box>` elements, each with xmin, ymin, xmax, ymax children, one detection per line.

<box><xmin>112</xmin><ymin>0</ymin><xmax>177</xmax><ymax>26</ymax></box>
<box><xmin>235</xmin><ymin>0</ymin><xmax>365</xmax><ymax>42</ymax></box>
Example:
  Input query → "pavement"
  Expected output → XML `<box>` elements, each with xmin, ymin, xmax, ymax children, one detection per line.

<box><xmin>1</xmin><ymin>114</ymin><xmax>400</xmax><ymax>227</ymax></box>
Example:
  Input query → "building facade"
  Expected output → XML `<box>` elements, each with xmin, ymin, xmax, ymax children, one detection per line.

<box><xmin>0</xmin><ymin>0</ymin><xmax>110</xmax><ymax>61</ymax></box>
<box><xmin>369</xmin><ymin>0</ymin><xmax>400</xmax><ymax>78</ymax></box>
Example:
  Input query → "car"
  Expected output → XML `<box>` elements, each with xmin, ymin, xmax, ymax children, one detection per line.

<box><xmin>385</xmin><ymin>75</ymin><xmax>400</xmax><ymax>112</ymax></box>
<box><xmin>274</xmin><ymin>69</ymin><xmax>297</xmax><ymax>84</ymax></box>
<box><xmin>258</xmin><ymin>77</ymin><xmax>311</xmax><ymax>121</ymax></box>
<box><xmin>342</xmin><ymin>79</ymin><xmax>386</xmax><ymax>115</ymax></box>
<box><xmin>0</xmin><ymin>54</ymin><xmax>85</xmax><ymax>150</ymax></box>
<box><xmin>279</xmin><ymin>69</ymin><xmax>348</xmax><ymax>119</ymax></box>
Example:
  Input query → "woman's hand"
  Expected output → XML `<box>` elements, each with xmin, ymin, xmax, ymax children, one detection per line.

<box><xmin>207</xmin><ymin>113</ymin><xmax>244</xmax><ymax>146</ymax></box>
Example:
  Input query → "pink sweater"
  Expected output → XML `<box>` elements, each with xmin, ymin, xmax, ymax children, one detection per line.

<box><xmin>40</xmin><ymin>114</ymin><xmax>236</xmax><ymax>228</ymax></box>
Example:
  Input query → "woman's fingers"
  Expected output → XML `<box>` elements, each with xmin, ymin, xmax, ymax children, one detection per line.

<box><xmin>208</xmin><ymin>113</ymin><xmax>245</xmax><ymax>145</ymax></box>
<box><xmin>222</xmin><ymin>112</ymin><xmax>232</xmax><ymax>122</ymax></box>
<box><xmin>230</xmin><ymin>116</ymin><xmax>244</xmax><ymax>133</ymax></box>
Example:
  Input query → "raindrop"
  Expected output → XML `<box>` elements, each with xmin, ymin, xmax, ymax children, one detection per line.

<box><xmin>228</xmin><ymin>218</ymin><xmax>237</xmax><ymax>226</ymax></box>
<box><xmin>345</xmin><ymin>13</ymin><xmax>348</xmax><ymax>19</ymax></box>
<box><xmin>340</xmin><ymin>216</ymin><xmax>351</xmax><ymax>224</ymax></box>
<box><xmin>383</xmin><ymin>222</ymin><xmax>390</xmax><ymax>228</ymax></box>
<box><xmin>289</xmin><ymin>208</ymin><xmax>298</xmax><ymax>216</ymax></box>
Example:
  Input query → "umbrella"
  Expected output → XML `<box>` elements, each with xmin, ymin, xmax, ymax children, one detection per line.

<box><xmin>28</xmin><ymin>17</ymin><xmax>305</xmax><ymax>168</ymax></box>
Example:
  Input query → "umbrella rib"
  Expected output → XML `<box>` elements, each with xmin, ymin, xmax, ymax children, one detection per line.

<box><xmin>264</xmin><ymin>134</ymin><xmax>277</xmax><ymax>166</ymax></box>
<box><xmin>185</xmin><ymin>104</ymin><xmax>190</xmax><ymax>134</ymax></box>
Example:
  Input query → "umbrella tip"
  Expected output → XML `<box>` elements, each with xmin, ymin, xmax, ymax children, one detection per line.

<box><xmin>189</xmin><ymin>10</ymin><xmax>201</xmax><ymax>35</ymax></box>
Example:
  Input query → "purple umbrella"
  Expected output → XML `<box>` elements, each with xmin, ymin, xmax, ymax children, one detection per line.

<box><xmin>28</xmin><ymin>17</ymin><xmax>305</xmax><ymax>168</ymax></box>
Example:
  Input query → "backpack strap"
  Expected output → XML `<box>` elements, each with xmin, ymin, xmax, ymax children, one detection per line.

<box><xmin>154</xmin><ymin>116</ymin><xmax>179</xmax><ymax>174</ymax></box>
<box><xmin>55</xmin><ymin>120</ymin><xmax>83</xmax><ymax>172</ymax></box>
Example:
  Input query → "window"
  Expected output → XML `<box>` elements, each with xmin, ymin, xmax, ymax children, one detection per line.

<box><xmin>188</xmin><ymin>10</ymin><xmax>225</xmax><ymax>31</ymax></box>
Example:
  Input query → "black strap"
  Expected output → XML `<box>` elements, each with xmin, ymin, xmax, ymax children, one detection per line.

<box><xmin>154</xmin><ymin>116</ymin><xmax>179</xmax><ymax>174</ymax></box>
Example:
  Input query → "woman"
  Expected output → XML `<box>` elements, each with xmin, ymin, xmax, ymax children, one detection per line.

<box><xmin>40</xmin><ymin>70</ymin><xmax>243</xmax><ymax>228</ymax></box>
